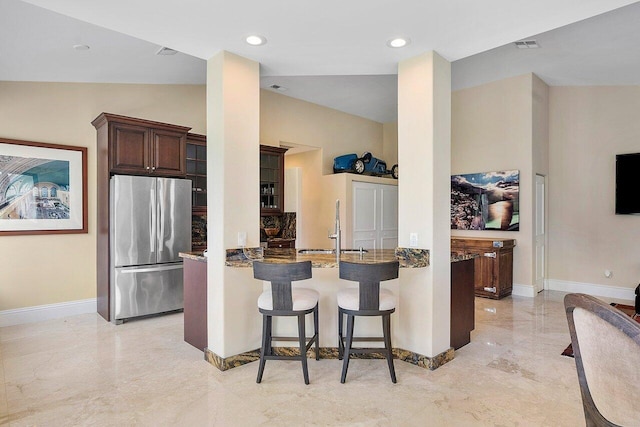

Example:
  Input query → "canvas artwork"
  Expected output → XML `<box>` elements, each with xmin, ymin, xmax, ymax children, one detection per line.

<box><xmin>451</xmin><ymin>170</ymin><xmax>520</xmax><ymax>231</ymax></box>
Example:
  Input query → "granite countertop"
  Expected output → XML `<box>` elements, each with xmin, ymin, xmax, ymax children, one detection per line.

<box><xmin>182</xmin><ymin>249</ymin><xmax>473</xmax><ymax>266</ymax></box>
<box><xmin>224</xmin><ymin>247</ymin><xmax>430</xmax><ymax>268</ymax></box>
<box><xmin>179</xmin><ymin>251</ymin><xmax>207</xmax><ymax>262</ymax></box>
<box><xmin>450</xmin><ymin>253</ymin><xmax>479</xmax><ymax>263</ymax></box>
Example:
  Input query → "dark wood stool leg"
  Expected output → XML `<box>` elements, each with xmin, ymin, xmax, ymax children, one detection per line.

<box><xmin>313</xmin><ymin>304</ymin><xmax>320</xmax><ymax>360</ymax></box>
<box><xmin>338</xmin><ymin>308</ymin><xmax>344</xmax><ymax>360</ymax></box>
<box><xmin>298</xmin><ymin>313</ymin><xmax>310</xmax><ymax>385</ymax></box>
<box><xmin>257</xmin><ymin>314</ymin><xmax>269</xmax><ymax>383</ymax></box>
<box><xmin>340</xmin><ymin>314</ymin><xmax>355</xmax><ymax>383</ymax></box>
<box><xmin>383</xmin><ymin>314</ymin><xmax>396</xmax><ymax>383</ymax></box>
<box><xmin>266</xmin><ymin>315</ymin><xmax>273</xmax><ymax>356</ymax></box>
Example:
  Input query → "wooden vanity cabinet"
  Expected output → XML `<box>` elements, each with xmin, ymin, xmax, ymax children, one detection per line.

<box><xmin>95</xmin><ymin>113</ymin><xmax>189</xmax><ymax>177</ymax></box>
<box><xmin>451</xmin><ymin>237</ymin><xmax>516</xmax><ymax>299</ymax></box>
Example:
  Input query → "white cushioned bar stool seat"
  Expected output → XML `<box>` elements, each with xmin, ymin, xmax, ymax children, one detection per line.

<box><xmin>258</xmin><ymin>288</ymin><xmax>319</xmax><ymax>311</ymax></box>
<box><xmin>337</xmin><ymin>260</ymin><xmax>399</xmax><ymax>384</ymax></box>
<box><xmin>337</xmin><ymin>287</ymin><xmax>396</xmax><ymax>312</ymax></box>
<box><xmin>253</xmin><ymin>261</ymin><xmax>319</xmax><ymax>385</ymax></box>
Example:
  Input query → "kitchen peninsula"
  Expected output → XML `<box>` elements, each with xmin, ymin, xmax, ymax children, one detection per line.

<box><xmin>181</xmin><ymin>247</ymin><xmax>474</xmax><ymax>372</ymax></box>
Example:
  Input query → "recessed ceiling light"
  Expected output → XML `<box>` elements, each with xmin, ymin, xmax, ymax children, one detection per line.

<box><xmin>73</xmin><ymin>44</ymin><xmax>90</xmax><ymax>51</ymax></box>
<box><xmin>156</xmin><ymin>46</ymin><xmax>178</xmax><ymax>55</ymax></box>
<box><xmin>246</xmin><ymin>35</ymin><xmax>267</xmax><ymax>46</ymax></box>
<box><xmin>387</xmin><ymin>37</ymin><xmax>410</xmax><ymax>48</ymax></box>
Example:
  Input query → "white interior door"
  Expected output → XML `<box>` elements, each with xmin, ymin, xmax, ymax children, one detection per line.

<box><xmin>352</xmin><ymin>181</ymin><xmax>398</xmax><ymax>250</ymax></box>
<box><xmin>534</xmin><ymin>174</ymin><xmax>546</xmax><ymax>293</ymax></box>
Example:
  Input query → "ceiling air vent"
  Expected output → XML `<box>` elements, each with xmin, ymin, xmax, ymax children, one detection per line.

<box><xmin>268</xmin><ymin>84</ymin><xmax>288</xmax><ymax>92</ymax></box>
<box><xmin>156</xmin><ymin>46</ymin><xmax>178</xmax><ymax>56</ymax></box>
<box><xmin>514</xmin><ymin>40</ymin><xmax>539</xmax><ymax>49</ymax></box>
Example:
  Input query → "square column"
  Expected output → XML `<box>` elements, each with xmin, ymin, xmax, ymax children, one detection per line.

<box><xmin>207</xmin><ymin>51</ymin><xmax>261</xmax><ymax>358</ymax></box>
<box><xmin>397</xmin><ymin>52</ymin><xmax>452</xmax><ymax>358</ymax></box>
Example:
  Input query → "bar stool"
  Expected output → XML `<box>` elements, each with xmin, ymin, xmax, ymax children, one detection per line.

<box><xmin>253</xmin><ymin>261</ymin><xmax>319</xmax><ymax>385</ymax></box>
<box><xmin>337</xmin><ymin>260</ymin><xmax>399</xmax><ymax>383</ymax></box>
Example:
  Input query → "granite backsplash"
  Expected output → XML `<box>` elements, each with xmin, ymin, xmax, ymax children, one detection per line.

<box><xmin>260</xmin><ymin>212</ymin><xmax>296</xmax><ymax>241</ymax></box>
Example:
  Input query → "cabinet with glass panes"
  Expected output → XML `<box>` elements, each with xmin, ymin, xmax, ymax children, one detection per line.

<box><xmin>260</xmin><ymin>145</ymin><xmax>287</xmax><ymax>215</ymax></box>
<box><xmin>186</xmin><ymin>133</ymin><xmax>207</xmax><ymax>250</ymax></box>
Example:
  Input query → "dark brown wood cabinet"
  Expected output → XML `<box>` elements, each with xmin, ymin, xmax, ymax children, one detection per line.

<box><xmin>92</xmin><ymin>112</ymin><xmax>192</xmax><ymax>321</ymax></box>
<box><xmin>95</xmin><ymin>113</ymin><xmax>189</xmax><ymax>177</ymax></box>
<box><xmin>451</xmin><ymin>258</ymin><xmax>475</xmax><ymax>349</ymax></box>
<box><xmin>183</xmin><ymin>257</ymin><xmax>207</xmax><ymax>351</ymax></box>
<box><xmin>451</xmin><ymin>237</ymin><xmax>516</xmax><ymax>299</ymax></box>
<box><xmin>260</xmin><ymin>145</ymin><xmax>287</xmax><ymax>216</ymax></box>
<box><xmin>267</xmin><ymin>238</ymin><xmax>295</xmax><ymax>248</ymax></box>
<box><xmin>186</xmin><ymin>133</ymin><xmax>207</xmax><ymax>251</ymax></box>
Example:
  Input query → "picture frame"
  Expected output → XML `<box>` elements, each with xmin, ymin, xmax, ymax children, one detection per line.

<box><xmin>451</xmin><ymin>169</ymin><xmax>520</xmax><ymax>231</ymax></box>
<box><xmin>0</xmin><ymin>137</ymin><xmax>87</xmax><ymax>236</ymax></box>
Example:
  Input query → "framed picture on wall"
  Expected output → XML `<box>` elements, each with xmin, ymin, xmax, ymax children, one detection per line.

<box><xmin>451</xmin><ymin>169</ymin><xmax>519</xmax><ymax>231</ymax></box>
<box><xmin>0</xmin><ymin>137</ymin><xmax>88</xmax><ymax>236</ymax></box>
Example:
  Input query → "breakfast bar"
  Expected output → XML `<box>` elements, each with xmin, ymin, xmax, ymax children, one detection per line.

<box><xmin>181</xmin><ymin>247</ymin><xmax>476</xmax><ymax>372</ymax></box>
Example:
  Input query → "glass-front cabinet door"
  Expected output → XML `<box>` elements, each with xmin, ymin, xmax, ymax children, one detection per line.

<box><xmin>186</xmin><ymin>133</ymin><xmax>207</xmax><ymax>250</ymax></box>
<box><xmin>260</xmin><ymin>145</ymin><xmax>287</xmax><ymax>216</ymax></box>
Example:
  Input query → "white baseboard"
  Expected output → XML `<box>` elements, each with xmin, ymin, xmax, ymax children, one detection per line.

<box><xmin>0</xmin><ymin>298</ymin><xmax>97</xmax><ymax>327</ymax></box>
<box><xmin>546</xmin><ymin>279</ymin><xmax>635</xmax><ymax>302</ymax></box>
<box><xmin>512</xmin><ymin>283</ymin><xmax>536</xmax><ymax>298</ymax></box>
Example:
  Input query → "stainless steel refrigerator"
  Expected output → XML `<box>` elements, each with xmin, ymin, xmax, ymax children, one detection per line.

<box><xmin>110</xmin><ymin>175</ymin><xmax>191</xmax><ymax>324</ymax></box>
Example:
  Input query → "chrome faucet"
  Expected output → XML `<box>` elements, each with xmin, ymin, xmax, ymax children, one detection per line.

<box><xmin>328</xmin><ymin>199</ymin><xmax>341</xmax><ymax>262</ymax></box>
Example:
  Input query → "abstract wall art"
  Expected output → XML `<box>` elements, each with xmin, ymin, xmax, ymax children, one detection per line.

<box><xmin>451</xmin><ymin>170</ymin><xmax>519</xmax><ymax>231</ymax></box>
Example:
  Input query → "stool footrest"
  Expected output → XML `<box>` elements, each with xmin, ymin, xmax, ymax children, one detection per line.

<box><xmin>342</xmin><ymin>337</ymin><xmax>384</xmax><ymax>342</ymax></box>
<box><xmin>271</xmin><ymin>336</ymin><xmax>316</xmax><ymax>342</ymax></box>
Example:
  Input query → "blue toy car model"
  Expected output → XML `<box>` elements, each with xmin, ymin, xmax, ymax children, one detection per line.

<box><xmin>333</xmin><ymin>152</ymin><xmax>398</xmax><ymax>179</ymax></box>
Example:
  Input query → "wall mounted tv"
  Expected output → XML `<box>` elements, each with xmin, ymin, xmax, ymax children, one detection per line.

<box><xmin>616</xmin><ymin>153</ymin><xmax>640</xmax><ymax>215</ymax></box>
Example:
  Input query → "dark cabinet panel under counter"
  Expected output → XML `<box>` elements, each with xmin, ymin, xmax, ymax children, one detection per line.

<box><xmin>180</xmin><ymin>253</ymin><xmax>207</xmax><ymax>352</ymax></box>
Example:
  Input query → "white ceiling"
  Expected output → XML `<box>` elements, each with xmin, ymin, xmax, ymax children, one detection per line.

<box><xmin>2</xmin><ymin>0</ymin><xmax>640</xmax><ymax>123</ymax></box>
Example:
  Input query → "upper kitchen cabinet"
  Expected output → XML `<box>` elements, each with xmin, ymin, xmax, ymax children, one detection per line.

<box><xmin>260</xmin><ymin>145</ymin><xmax>287</xmax><ymax>216</ymax></box>
<box><xmin>92</xmin><ymin>113</ymin><xmax>190</xmax><ymax>177</ymax></box>
<box><xmin>187</xmin><ymin>133</ymin><xmax>207</xmax><ymax>251</ymax></box>
<box><xmin>186</xmin><ymin>133</ymin><xmax>207</xmax><ymax>208</ymax></box>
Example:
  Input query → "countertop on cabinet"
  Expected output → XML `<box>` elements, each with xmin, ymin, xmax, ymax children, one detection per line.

<box><xmin>450</xmin><ymin>253</ymin><xmax>479</xmax><ymax>263</ymax></box>
<box><xmin>179</xmin><ymin>252</ymin><xmax>207</xmax><ymax>262</ymax></box>
<box><xmin>224</xmin><ymin>247</ymin><xmax>429</xmax><ymax>268</ymax></box>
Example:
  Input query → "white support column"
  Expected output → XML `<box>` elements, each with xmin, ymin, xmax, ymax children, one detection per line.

<box><xmin>397</xmin><ymin>52</ymin><xmax>452</xmax><ymax>358</ymax></box>
<box><xmin>206</xmin><ymin>51</ymin><xmax>261</xmax><ymax>358</ymax></box>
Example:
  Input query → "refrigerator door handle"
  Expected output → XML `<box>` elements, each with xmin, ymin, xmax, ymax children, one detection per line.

<box><xmin>150</xmin><ymin>187</ymin><xmax>157</xmax><ymax>257</ymax></box>
<box><xmin>119</xmin><ymin>264</ymin><xmax>183</xmax><ymax>274</ymax></box>
<box><xmin>157</xmin><ymin>186</ymin><xmax>164</xmax><ymax>255</ymax></box>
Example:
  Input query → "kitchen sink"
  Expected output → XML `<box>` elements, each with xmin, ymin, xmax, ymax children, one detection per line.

<box><xmin>297</xmin><ymin>249</ymin><xmax>368</xmax><ymax>254</ymax></box>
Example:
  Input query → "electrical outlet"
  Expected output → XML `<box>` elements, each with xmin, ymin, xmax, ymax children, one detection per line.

<box><xmin>409</xmin><ymin>233</ymin><xmax>418</xmax><ymax>247</ymax></box>
<box><xmin>238</xmin><ymin>231</ymin><xmax>247</xmax><ymax>247</ymax></box>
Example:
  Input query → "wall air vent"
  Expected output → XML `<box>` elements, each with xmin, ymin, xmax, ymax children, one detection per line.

<box><xmin>156</xmin><ymin>46</ymin><xmax>178</xmax><ymax>56</ymax></box>
<box><xmin>514</xmin><ymin>40</ymin><xmax>539</xmax><ymax>49</ymax></box>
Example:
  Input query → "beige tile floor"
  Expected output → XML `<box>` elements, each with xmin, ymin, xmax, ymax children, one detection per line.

<box><xmin>0</xmin><ymin>291</ymin><xmax>592</xmax><ymax>426</ymax></box>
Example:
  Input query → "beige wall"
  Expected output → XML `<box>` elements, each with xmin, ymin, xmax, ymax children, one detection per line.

<box><xmin>548</xmin><ymin>86</ymin><xmax>640</xmax><ymax>290</ymax></box>
<box><xmin>260</xmin><ymin>90</ymin><xmax>384</xmax><ymax>174</ymax></box>
<box><xmin>0</xmin><ymin>81</ymin><xmax>206</xmax><ymax>311</ymax></box>
<box><xmin>451</xmin><ymin>74</ymin><xmax>536</xmax><ymax>290</ymax></box>
<box><xmin>382</xmin><ymin>122</ymin><xmax>398</xmax><ymax>167</ymax></box>
<box><xmin>263</xmin><ymin>89</ymin><xmax>388</xmax><ymax>248</ymax></box>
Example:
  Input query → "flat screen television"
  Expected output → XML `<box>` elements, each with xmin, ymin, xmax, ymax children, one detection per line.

<box><xmin>616</xmin><ymin>153</ymin><xmax>640</xmax><ymax>215</ymax></box>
